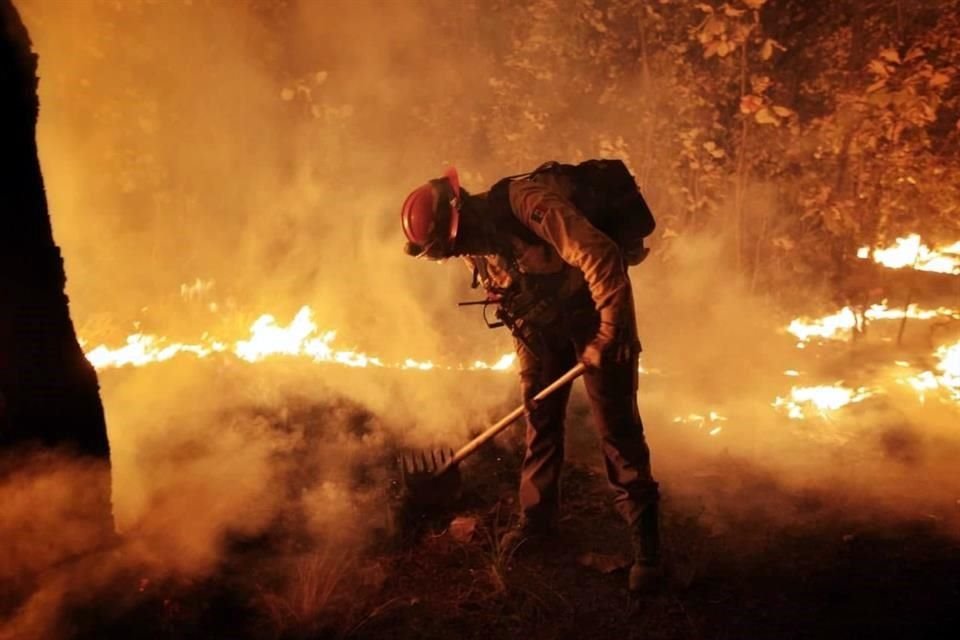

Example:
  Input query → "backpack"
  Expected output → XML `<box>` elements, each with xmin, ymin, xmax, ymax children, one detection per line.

<box><xmin>491</xmin><ymin>159</ymin><xmax>656</xmax><ymax>266</ymax></box>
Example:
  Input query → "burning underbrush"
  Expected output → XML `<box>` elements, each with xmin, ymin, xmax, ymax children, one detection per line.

<box><xmin>5</xmin><ymin>315</ymin><xmax>960</xmax><ymax>637</ymax></box>
<box><xmin>0</xmin><ymin>356</ymin><xmax>524</xmax><ymax>639</ymax></box>
<box><xmin>5</xmin><ymin>233</ymin><xmax>960</xmax><ymax>638</ymax></box>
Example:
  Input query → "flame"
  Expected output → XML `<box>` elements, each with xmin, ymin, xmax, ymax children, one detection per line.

<box><xmin>773</xmin><ymin>384</ymin><xmax>874</xmax><ymax>420</ymax></box>
<box><xmin>84</xmin><ymin>305</ymin><xmax>514</xmax><ymax>372</ymax></box>
<box><xmin>901</xmin><ymin>340</ymin><xmax>960</xmax><ymax>403</ymax></box>
<box><xmin>787</xmin><ymin>302</ymin><xmax>959</xmax><ymax>345</ymax></box>
<box><xmin>673</xmin><ymin>411</ymin><xmax>727</xmax><ymax>436</ymax></box>
<box><xmin>937</xmin><ymin>341</ymin><xmax>960</xmax><ymax>399</ymax></box>
<box><xmin>902</xmin><ymin>370</ymin><xmax>940</xmax><ymax>404</ymax></box>
<box><xmin>84</xmin><ymin>334</ymin><xmax>227</xmax><ymax>369</ymax></box>
<box><xmin>81</xmin><ymin>303</ymin><xmax>959</xmax><ymax>420</ymax></box>
<box><xmin>787</xmin><ymin>307</ymin><xmax>860</xmax><ymax>344</ymax></box>
<box><xmin>858</xmin><ymin>234</ymin><xmax>960</xmax><ymax>275</ymax></box>
<box><xmin>470</xmin><ymin>354</ymin><xmax>517</xmax><ymax>371</ymax></box>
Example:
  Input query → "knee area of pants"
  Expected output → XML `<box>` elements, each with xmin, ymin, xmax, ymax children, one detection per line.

<box><xmin>600</xmin><ymin>421</ymin><xmax>648</xmax><ymax>441</ymax></box>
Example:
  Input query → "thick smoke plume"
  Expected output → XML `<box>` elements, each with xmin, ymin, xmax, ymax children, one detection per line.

<box><xmin>4</xmin><ymin>0</ymin><xmax>960</xmax><ymax>636</ymax></box>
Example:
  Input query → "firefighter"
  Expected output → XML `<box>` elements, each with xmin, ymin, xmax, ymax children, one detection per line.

<box><xmin>400</xmin><ymin>167</ymin><xmax>661</xmax><ymax>591</ymax></box>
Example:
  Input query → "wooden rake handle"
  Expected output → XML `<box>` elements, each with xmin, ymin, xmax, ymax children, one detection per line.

<box><xmin>437</xmin><ymin>362</ymin><xmax>587</xmax><ymax>475</ymax></box>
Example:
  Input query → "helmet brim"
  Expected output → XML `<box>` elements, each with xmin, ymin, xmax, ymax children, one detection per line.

<box><xmin>443</xmin><ymin>167</ymin><xmax>461</xmax><ymax>242</ymax></box>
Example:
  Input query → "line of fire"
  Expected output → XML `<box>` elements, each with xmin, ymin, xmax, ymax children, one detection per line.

<box><xmin>2</xmin><ymin>1</ymin><xmax>959</xmax><ymax>639</ymax></box>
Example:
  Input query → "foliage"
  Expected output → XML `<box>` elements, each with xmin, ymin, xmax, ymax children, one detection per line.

<box><xmin>25</xmin><ymin>0</ymin><xmax>960</xmax><ymax>306</ymax></box>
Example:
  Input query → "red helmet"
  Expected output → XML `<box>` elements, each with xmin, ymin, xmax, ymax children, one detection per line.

<box><xmin>401</xmin><ymin>167</ymin><xmax>462</xmax><ymax>258</ymax></box>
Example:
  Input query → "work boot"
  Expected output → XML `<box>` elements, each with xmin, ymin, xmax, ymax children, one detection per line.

<box><xmin>628</xmin><ymin>503</ymin><xmax>663</xmax><ymax>592</ymax></box>
<box><xmin>499</xmin><ymin>515</ymin><xmax>555</xmax><ymax>554</ymax></box>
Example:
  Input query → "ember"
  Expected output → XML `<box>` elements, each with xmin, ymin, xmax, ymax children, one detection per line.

<box><xmin>673</xmin><ymin>411</ymin><xmax>727</xmax><ymax>436</ymax></box>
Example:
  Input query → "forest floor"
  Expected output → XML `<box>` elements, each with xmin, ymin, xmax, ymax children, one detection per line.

<box><xmin>8</xmin><ymin>316</ymin><xmax>960</xmax><ymax>640</ymax></box>
<box><xmin>95</xmin><ymin>411</ymin><xmax>960</xmax><ymax>640</ymax></box>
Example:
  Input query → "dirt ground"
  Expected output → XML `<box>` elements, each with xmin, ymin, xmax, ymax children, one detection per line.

<box><xmin>351</xmin><ymin>449</ymin><xmax>960</xmax><ymax>640</ymax></box>
<box><xmin>7</xmin><ymin>354</ymin><xmax>960</xmax><ymax>640</ymax></box>
<box><xmin>93</xmin><ymin>437</ymin><xmax>959</xmax><ymax>640</ymax></box>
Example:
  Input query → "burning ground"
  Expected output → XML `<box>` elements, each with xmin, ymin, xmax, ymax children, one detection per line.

<box><xmin>4</xmin><ymin>234</ymin><xmax>960</xmax><ymax>639</ymax></box>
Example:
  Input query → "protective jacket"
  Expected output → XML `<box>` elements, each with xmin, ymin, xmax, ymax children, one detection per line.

<box><xmin>466</xmin><ymin>176</ymin><xmax>658</xmax><ymax>533</ymax></box>
<box><xmin>465</xmin><ymin>176</ymin><xmax>632</xmax><ymax>329</ymax></box>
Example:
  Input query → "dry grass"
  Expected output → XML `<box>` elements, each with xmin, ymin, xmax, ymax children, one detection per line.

<box><xmin>479</xmin><ymin>503</ymin><xmax>521</xmax><ymax>594</ymax></box>
<box><xmin>257</xmin><ymin>546</ymin><xmax>355</xmax><ymax>637</ymax></box>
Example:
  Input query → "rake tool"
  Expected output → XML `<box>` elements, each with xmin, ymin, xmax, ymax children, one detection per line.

<box><xmin>398</xmin><ymin>362</ymin><xmax>586</xmax><ymax>508</ymax></box>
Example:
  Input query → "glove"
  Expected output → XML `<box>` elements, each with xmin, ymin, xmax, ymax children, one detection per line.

<box><xmin>581</xmin><ymin>320</ymin><xmax>631</xmax><ymax>369</ymax></box>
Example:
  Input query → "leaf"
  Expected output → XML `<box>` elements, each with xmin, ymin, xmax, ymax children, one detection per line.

<box><xmin>867</xmin><ymin>79</ymin><xmax>887</xmax><ymax>93</ymax></box>
<box><xmin>732</xmin><ymin>22</ymin><xmax>752</xmax><ymax>43</ymax></box>
<box><xmin>695</xmin><ymin>2</ymin><xmax>714</xmax><ymax>12</ymax></box>
<box><xmin>761</xmin><ymin>38</ymin><xmax>774</xmax><ymax>60</ymax></box>
<box><xmin>868</xmin><ymin>59</ymin><xmax>890</xmax><ymax>77</ymax></box>
<box><xmin>879</xmin><ymin>48</ymin><xmax>901</xmax><ymax>64</ymax></box>
<box><xmin>723</xmin><ymin>5</ymin><xmax>745</xmax><ymax>17</ymax></box>
<box><xmin>740</xmin><ymin>94</ymin><xmax>764</xmax><ymax>113</ymax></box>
<box><xmin>929</xmin><ymin>71</ymin><xmax>952</xmax><ymax>89</ymax></box>
<box><xmin>772</xmin><ymin>105</ymin><xmax>795</xmax><ymax>118</ymax></box>
<box><xmin>703</xmin><ymin>16</ymin><xmax>727</xmax><ymax>37</ymax></box>
<box><xmin>578</xmin><ymin>552</ymin><xmax>632</xmax><ymax>574</ymax></box>
<box><xmin>904</xmin><ymin>46</ymin><xmax>925</xmax><ymax>62</ymax></box>
<box><xmin>703</xmin><ymin>41</ymin><xmax>719</xmax><ymax>59</ymax></box>
<box><xmin>751</xmin><ymin>74</ymin><xmax>772</xmax><ymax>94</ymax></box>
<box><xmin>742</xmin><ymin>0</ymin><xmax>766</xmax><ymax>8</ymax></box>
<box><xmin>755</xmin><ymin>108</ymin><xmax>780</xmax><ymax>125</ymax></box>
<box><xmin>448</xmin><ymin>516</ymin><xmax>477</xmax><ymax>542</ymax></box>
<box><xmin>702</xmin><ymin>141</ymin><xmax>726</xmax><ymax>158</ymax></box>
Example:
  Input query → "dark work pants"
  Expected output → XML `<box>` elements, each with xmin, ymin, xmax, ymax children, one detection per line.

<box><xmin>515</xmin><ymin>294</ymin><xmax>659</xmax><ymax>528</ymax></box>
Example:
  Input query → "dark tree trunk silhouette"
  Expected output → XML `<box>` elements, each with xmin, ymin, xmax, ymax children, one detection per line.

<box><xmin>0</xmin><ymin>0</ymin><xmax>113</xmax><ymax>524</ymax></box>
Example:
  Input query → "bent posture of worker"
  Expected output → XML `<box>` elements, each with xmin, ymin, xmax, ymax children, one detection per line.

<box><xmin>400</xmin><ymin>167</ymin><xmax>661</xmax><ymax>591</ymax></box>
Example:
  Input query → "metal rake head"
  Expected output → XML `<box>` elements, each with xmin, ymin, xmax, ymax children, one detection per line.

<box><xmin>396</xmin><ymin>447</ymin><xmax>462</xmax><ymax>508</ymax></box>
<box><xmin>399</xmin><ymin>447</ymin><xmax>456</xmax><ymax>481</ymax></box>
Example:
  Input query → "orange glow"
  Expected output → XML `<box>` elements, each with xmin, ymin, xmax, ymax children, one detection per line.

<box><xmin>673</xmin><ymin>411</ymin><xmax>727</xmax><ymax>436</ymax></box>
<box><xmin>84</xmin><ymin>334</ymin><xmax>227</xmax><ymax>369</ymax></box>
<box><xmin>773</xmin><ymin>384</ymin><xmax>874</xmax><ymax>420</ymax></box>
<box><xmin>83</xmin><ymin>305</ymin><xmax>514</xmax><ymax>373</ymax></box>
<box><xmin>787</xmin><ymin>302</ymin><xmax>958</xmax><ymax>345</ymax></box>
<box><xmin>857</xmin><ymin>234</ymin><xmax>960</xmax><ymax>275</ymax></box>
<box><xmin>82</xmin><ymin>307</ymin><xmax>958</xmax><ymax>417</ymax></box>
<box><xmin>901</xmin><ymin>340</ymin><xmax>960</xmax><ymax>403</ymax></box>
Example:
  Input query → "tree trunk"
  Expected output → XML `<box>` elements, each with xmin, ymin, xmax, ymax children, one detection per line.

<box><xmin>0</xmin><ymin>0</ymin><xmax>113</xmax><ymax>525</ymax></box>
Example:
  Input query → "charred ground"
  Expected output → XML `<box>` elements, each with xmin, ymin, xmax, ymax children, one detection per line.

<box><xmin>11</xmin><ymin>357</ymin><xmax>954</xmax><ymax>640</ymax></box>
<box><xmin>80</xmin><ymin>427</ymin><xmax>960</xmax><ymax>639</ymax></box>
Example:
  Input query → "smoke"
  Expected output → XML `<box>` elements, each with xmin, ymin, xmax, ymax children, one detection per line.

<box><xmin>628</xmin><ymin>231</ymin><xmax>960</xmax><ymax>534</ymax></box>
<box><xmin>0</xmin><ymin>359</ymin><xmax>517</xmax><ymax>638</ymax></box>
<box><xmin>5</xmin><ymin>0</ymin><xmax>960</xmax><ymax>635</ymax></box>
<box><xmin>19</xmin><ymin>0</ymin><xmax>496</xmax><ymax>360</ymax></box>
